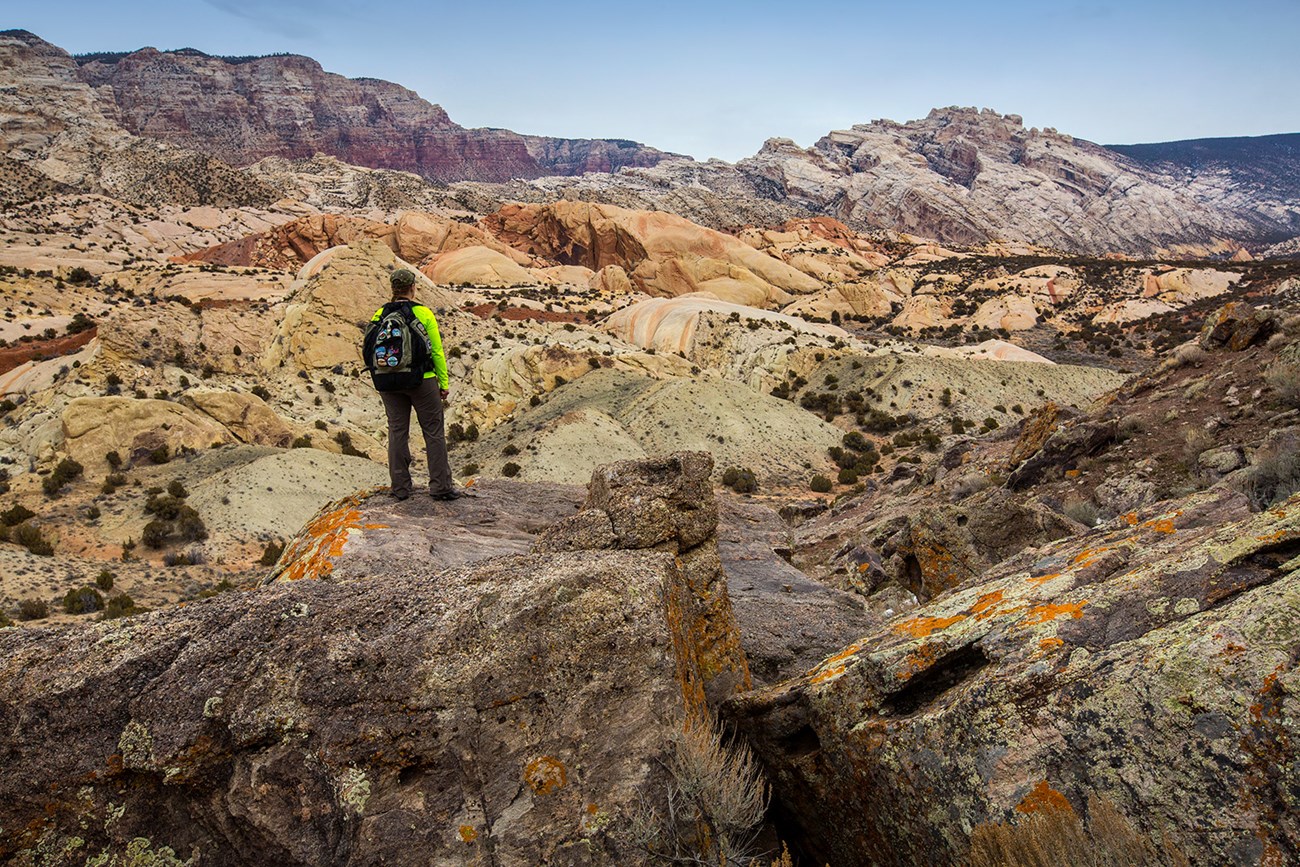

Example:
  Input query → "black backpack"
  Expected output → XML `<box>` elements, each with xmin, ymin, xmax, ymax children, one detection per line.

<box><xmin>362</xmin><ymin>301</ymin><xmax>434</xmax><ymax>392</ymax></box>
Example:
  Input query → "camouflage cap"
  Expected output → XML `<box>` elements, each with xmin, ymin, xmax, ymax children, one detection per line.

<box><xmin>389</xmin><ymin>268</ymin><xmax>417</xmax><ymax>289</ymax></box>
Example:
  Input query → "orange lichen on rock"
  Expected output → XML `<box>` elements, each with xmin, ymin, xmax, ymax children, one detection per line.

<box><xmin>1039</xmin><ymin>638</ymin><xmax>1064</xmax><ymax>651</ymax></box>
<box><xmin>970</xmin><ymin>590</ymin><xmax>1005</xmax><ymax>619</ymax></box>
<box><xmin>1016</xmin><ymin>780</ymin><xmax>1075</xmax><ymax>815</ymax></box>
<box><xmin>274</xmin><ymin>490</ymin><xmax>387</xmax><ymax>582</ymax></box>
<box><xmin>807</xmin><ymin>639</ymin><xmax>872</xmax><ymax>686</ymax></box>
<box><xmin>1071</xmin><ymin>547</ymin><xmax>1109</xmax><ymax>568</ymax></box>
<box><xmin>1121</xmin><ymin>512</ymin><xmax>1139</xmax><ymax>526</ymax></box>
<box><xmin>893</xmin><ymin>614</ymin><xmax>966</xmax><ymax>639</ymax></box>
<box><xmin>1028</xmin><ymin>572</ymin><xmax>1061</xmax><ymax>587</ymax></box>
<box><xmin>1019</xmin><ymin>601</ymin><xmax>1088</xmax><ymax>627</ymax></box>
<box><xmin>897</xmin><ymin>643</ymin><xmax>943</xmax><ymax>681</ymax></box>
<box><xmin>458</xmin><ymin>825</ymin><xmax>478</xmax><ymax>843</ymax></box>
<box><xmin>523</xmin><ymin>756</ymin><xmax>568</xmax><ymax>795</ymax></box>
<box><xmin>1147</xmin><ymin>519</ymin><xmax>1177</xmax><ymax>534</ymax></box>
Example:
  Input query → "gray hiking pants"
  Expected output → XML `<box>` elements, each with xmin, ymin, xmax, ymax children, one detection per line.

<box><xmin>379</xmin><ymin>378</ymin><xmax>453</xmax><ymax>497</ymax></box>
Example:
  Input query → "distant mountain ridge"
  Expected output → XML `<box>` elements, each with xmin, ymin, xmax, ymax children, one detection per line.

<box><xmin>66</xmin><ymin>39</ymin><xmax>680</xmax><ymax>184</ymax></box>
<box><xmin>1107</xmin><ymin>133</ymin><xmax>1300</xmax><ymax>244</ymax></box>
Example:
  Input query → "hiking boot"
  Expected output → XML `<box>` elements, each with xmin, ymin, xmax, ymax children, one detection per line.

<box><xmin>431</xmin><ymin>489</ymin><xmax>464</xmax><ymax>501</ymax></box>
<box><xmin>390</xmin><ymin>490</ymin><xmax>411</xmax><ymax>501</ymax></box>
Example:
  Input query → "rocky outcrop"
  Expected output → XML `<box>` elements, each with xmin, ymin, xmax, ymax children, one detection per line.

<box><xmin>482</xmin><ymin>200</ymin><xmax>824</xmax><ymax>305</ymax></box>
<box><xmin>535</xmin><ymin>451</ymin><xmax>751</xmax><ymax>703</ymax></box>
<box><xmin>60</xmin><ymin>396</ymin><xmax>234</xmax><ymax>471</ymax></box>
<box><xmin>0</xmin><ymin>30</ymin><xmax>277</xmax><ymax>208</ymax></box>
<box><xmin>0</xmin><ymin>454</ymin><xmax>756</xmax><ymax>865</ymax></box>
<box><xmin>725</xmin><ymin>486</ymin><xmax>1300</xmax><ymax>866</ymax></box>
<box><xmin>76</xmin><ymin>45</ymin><xmax>678</xmax><ymax>183</ymax></box>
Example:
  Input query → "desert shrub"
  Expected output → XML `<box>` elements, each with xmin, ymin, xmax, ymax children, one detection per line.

<box><xmin>291</xmin><ymin>435</ymin><xmax>312</xmax><ymax>449</ymax></box>
<box><xmin>101</xmin><ymin>593</ymin><xmax>138</xmax><ymax>620</ymax></box>
<box><xmin>1172</xmin><ymin>343</ymin><xmax>1208</xmax><ymax>369</ymax></box>
<box><xmin>501</xmin><ymin>462</ymin><xmax>521</xmax><ymax>478</ymax></box>
<box><xmin>144</xmin><ymin>493</ymin><xmax>183</xmax><ymax>520</ymax></box>
<box><xmin>66</xmin><ymin>266</ymin><xmax>93</xmax><ymax>284</ymax></box>
<box><xmin>809</xmin><ymin>474</ymin><xmax>833</xmax><ymax>493</ymax></box>
<box><xmin>0</xmin><ymin>399</ymin><xmax>16</xmax><ymax>416</ymax></box>
<box><xmin>141</xmin><ymin>520</ymin><xmax>170</xmax><ymax>549</ymax></box>
<box><xmin>1266</xmin><ymin>363</ymin><xmax>1300</xmax><ymax>408</ymax></box>
<box><xmin>502</xmin><ymin>443</ymin><xmax>520</xmax><ymax>456</ymax></box>
<box><xmin>62</xmin><ymin>586</ymin><xmax>104</xmax><ymax>615</ymax></box>
<box><xmin>42</xmin><ymin>457</ymin><xmax>84</xmax><ymax>496</ymax></box>
<box><xmin>460</xmin><ymin>462</ymin><xmax>480</xmax><ymax>477</ymax></box>
<box><xmin>174</xmin><ymin>506</ymin><xmax>208</xmax><ymax>542</ymax></box>
<box><xmin>862</xmin><ymin>409</ymin><xmax>899</xmax><ymax>433</ymax></box>
<box><xmin>1239</xmin><ymin>439</ymin><xmax>1300</xmax><ymax>510</ymax></box>
<box><xmin>259</xmin><ymin>540</ymin><xmax>285</xmax><ymax>566</ymax></box>
<box><xmin>149</xmin><ymin>445</ymin><xmax>170</xmax><ymax>464</ymax></box>
<box><xmin>842</xmin><ymin>431</ymin><xmax>870</xmax><ymax>452</ymax></box>
<box><xmin>11</xmin><ymin>522</ymin><xmax>53</xmax><ymax>556</ymax></box>
<box><xmin>1</xmin><ymin>504</ymin><xmax>36</xmax><ymax>526</ymax></box>
<box><xmin>1183</xmin><ymin>428</ymin><xmax>1215</xmax><ymax>463</ymax></box>
<box><xmin>529</xmin><ymin>394</ymin><xmax>542</xmax><ymax>407</ymax></box>
<box><xmin>167</xmin><ymin>479</ymin><xmax>189</xmax><ymax>499</ymax></box>
<box><xmin>1063</xmin><ymin>498</ymin><xmax>1098</xmax><ymax>526</ymax></box>
<box><xmin>106</xmin><ymin>450</ymin><xmax>123</xmax><ymax>469</ymax></box>
<box><xmin>315</xmin><ymin>419</ymin><xmax>328</xmax><ymax>431</ymax></box>
<box><xmin>96</xmin><ymin>569</ymin><xmax>115</xmax><ymax>591</ymax></box>
<box><xmin>17</xmin><ymin>598</ymin><xmax>48</xmax><ymax>620</ymax></box>
<box><xmin>163</xmin><ymin>550</ymin><xmax>192</xmax><ymax>567</ymax></box>
<box><xmin>85</xmin><ymin>505</ymin><xmax>101</xmax><ymax>521</ymax></box>
<box><xmin>102</xmin><ymin>472</ymin><xmax>128</xmax><ymax>494</ymax></box>
<box><xmin>721</xmin><ymin>467</ymin><xmax>758</xmax><ymax>494</ymax></box>
<box><xmin>837</xmin><ymin>468</ymin><xmax>859</xmax><ymax>485</ymax></box>
<box><xmin>626</xmin><ymin>721</ymin><xmax>769</xmax><ymax>866</ymax></box>
<box><xmin>250</xmin><ymin>385</ymin><xmax>271</xmax><ymax>401</ymax></box>
<box><xmin>0</xmin><ymin>609</ymin><xmax>11</xmax><ymax>628</ymax></box>
<box><xmin>333</xmin><ymin>431</ymin><xmax>366</xmax><ymax>458</ymax></box>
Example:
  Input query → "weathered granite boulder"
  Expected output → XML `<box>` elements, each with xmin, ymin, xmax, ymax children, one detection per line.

<box><xmin>0</xmin><ymin>462</ymin><xmax>750</xmax><ymax>864</ymax></box>
<box><xmin>724</xmin><ymin>486</ymin><xmax>1300</xmax><ymax>866</ymax></box>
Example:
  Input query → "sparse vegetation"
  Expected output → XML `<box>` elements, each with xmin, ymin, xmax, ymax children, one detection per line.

<box><xmin>17</xmin><ymin>598</ymin><xmax>48</xmax><ymax>621</ymax></box>
<box><xmin>626</xmin><ymin>721</ymin><xmax>769</xmax><ymax>866</ymax></box>
<box><xmin>42</xmin><ymin>457</ymin><xmax>84</xmax><ymax>496</ymax></box>
<box><xmin>259</xmin><ymin>540</ymin><xmax>285</xmax><ymax>566</ymax></box>
<box><xmin>501</xmin><ymin>462</ymin><xmax>521</xmax><ymax>478</ymax></box>
<box><xmin>721</xmin><ymin>467</ymin><xmax>758</xmax><ymax>494</ymax></box>
<box><xmin>62</xmin><ymin>586</ymin><xmax>105</xmax><ymax>615</ymax></box>
<box><xmin>809</xmin><ymin>474</ymin><xmax>833</xmax><ymax>493</ymax></box>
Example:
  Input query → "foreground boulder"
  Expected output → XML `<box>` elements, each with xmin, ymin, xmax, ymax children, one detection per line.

<box><xmin>0</xmin><ymin>457</ymin><xmax>750</xmax><ymax>865</ymax></box>
<box><xmin>724</xmin><ymin>486</ymin><xmax>1300</xmax><ymax>866</ymax></box>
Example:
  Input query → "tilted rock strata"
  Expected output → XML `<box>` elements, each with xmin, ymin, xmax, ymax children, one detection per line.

<box><xmin>76</xmin><ymin>44</ymin><xmax>679</xmax><ymax>183</ymax></box>
<box><xmin>724</xmin><ymin>487</ymin><xmax>1300</xmax><ymax>866</ymax></box>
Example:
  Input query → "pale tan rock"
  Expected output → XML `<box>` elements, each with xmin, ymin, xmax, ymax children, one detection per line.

<box><xmin>61</xmin><ymin>396</ymin><xmax>233</xmax><ymax>471</ymax></box>
<box><xmin>184</xmin><ymin>390</ymin><xmax>294</xmax><ymax>447</ymax></box>
<box><xmin>970</xmin><ymin>295</ymin><xmax>1040</xmax><ymax>331</ymax></box>
<box><xmin>422</xmin><ymin>245</ymin><xmax>534</xmax><ymax>287</ymax></box>
<box><xmin>892</xmin><ymin>295</ymin><xmax>952</xmax><ymax>330</ymax></box>
<box><xmin>1093</xmin><ymin>298</ymin><xmax>1177</xmax><ymax>325</ymax></box>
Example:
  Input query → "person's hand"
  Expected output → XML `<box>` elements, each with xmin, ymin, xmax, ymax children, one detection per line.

<box><xmin>439</xmin><ymin>388</ymin><xmax>449</xmax><ymax>402</ymax></box>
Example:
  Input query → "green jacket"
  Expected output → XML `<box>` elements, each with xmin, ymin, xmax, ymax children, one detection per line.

<box><xmin>371</xmin><ymin>303</ymin><xmax>449</xmax><ymax>389</ymax></box>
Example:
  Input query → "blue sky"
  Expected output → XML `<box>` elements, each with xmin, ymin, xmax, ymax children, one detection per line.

<box><xmin>9</xmin><ymin>0</ymin><xmax>1299</xmax><ymax>161</ymax></box>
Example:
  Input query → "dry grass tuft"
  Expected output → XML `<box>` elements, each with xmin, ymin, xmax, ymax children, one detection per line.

<box><xmin>626</xmin><ymin>720</ymin><xmax>771</xmax><ymax>865</ymax></box>
<box><xmin>969</xmin><ymin>793</ymin><xmax>1188</xmax><ymax>867</ymax></box>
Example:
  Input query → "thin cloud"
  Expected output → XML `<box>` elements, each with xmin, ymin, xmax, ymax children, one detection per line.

<box><xmin>199</xmin><ymin>0</ymin><xmax>342</xmax><ymax>40</ymax></box>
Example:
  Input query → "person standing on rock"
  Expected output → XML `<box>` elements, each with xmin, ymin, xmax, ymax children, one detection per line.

<box><xmin>364</xmin><ymin>268</ymin><xmax>461</xmax><ymax>501</ymax></box>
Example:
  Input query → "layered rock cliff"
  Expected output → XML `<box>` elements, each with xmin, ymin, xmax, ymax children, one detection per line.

<box><xmin>75</xmin><ymin>44</ymin><xmax>679</xmax><ymax>183</ymax></box>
